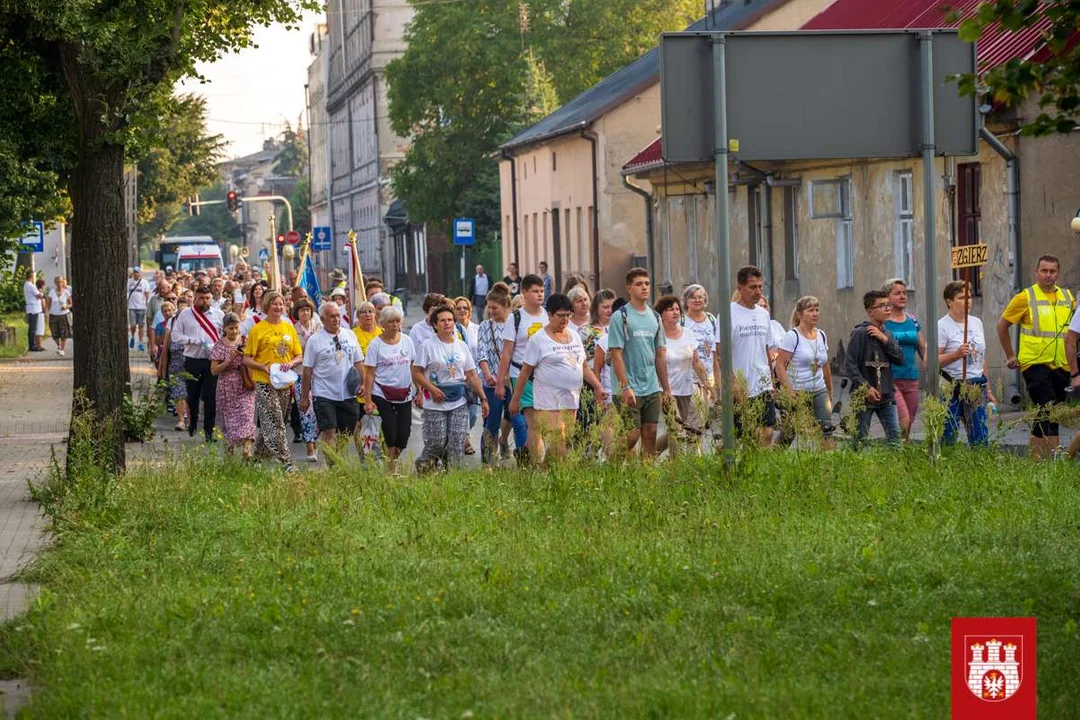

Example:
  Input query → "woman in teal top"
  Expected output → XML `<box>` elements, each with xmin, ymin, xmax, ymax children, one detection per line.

<box><xmin>882</xmin><ymin>278</ymin><xmax>926</xmax><ymax>442</ymax></box>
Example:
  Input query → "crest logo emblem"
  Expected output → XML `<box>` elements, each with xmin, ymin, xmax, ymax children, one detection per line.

<box><xmin>952</xmin><ymin>618</ymin><xmax>1036</xmax><ymax>720</ymax></box>
<box><xmin>964</xmin><ymin>636</ymin><xmax>1022</xmax><ymax>701</ymax></box>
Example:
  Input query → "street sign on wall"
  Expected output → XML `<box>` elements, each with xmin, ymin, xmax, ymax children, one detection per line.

<box><xmin>453</xmin><ymin>218</ymin><xmax>476</xmax><ymax>246</ymax></box>
<box><xmin>660</xmin><ymin>30</ymin><xmax>978</xmax><ymax>163</ymax></box>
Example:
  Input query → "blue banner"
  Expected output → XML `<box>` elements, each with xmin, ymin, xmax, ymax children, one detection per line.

<box><xmin>299</xmin><ymin>252</ymin><xmax>322</xmax><ymax>307</ymax></box>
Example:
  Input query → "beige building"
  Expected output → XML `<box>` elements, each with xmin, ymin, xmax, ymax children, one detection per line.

<box><xmin>326</xmin><ymin>0</ymin><xmax>416</xmax><ymax>287</ymax></box>
<box><xmin>622</xmin><ymin>2</ymin><xmax>1080</xmax><ymax>406</ymax></box>
<box><xmin>498</xmin><ymin>0</ymin><xmax>835</xmax><ymax>292</ymax></box>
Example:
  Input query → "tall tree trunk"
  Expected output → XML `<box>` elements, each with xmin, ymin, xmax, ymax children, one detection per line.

<box><xmin>67</xmin><ymin>96</ymin><xmax>130</xmax><ymax>475</ymax></box>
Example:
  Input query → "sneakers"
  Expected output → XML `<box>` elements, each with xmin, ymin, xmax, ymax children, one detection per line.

<box><xmin>138</xmin><ymin>343</ymin><xmax>145</xmax><ymax>352</ymax></box>
<box><xmin>129</xmin><ymin>336</ymin><xmax>135</xmax><ymax>349</ymax></box>
<box><xmin>305</xmin><ymin>453</ymin><xmax>318</xmax><ymax>463</ymax></box>
<box><xmin>283</xmin><ymin>463</ymin><xmax>298</xmax><ymax>474</ymax></box>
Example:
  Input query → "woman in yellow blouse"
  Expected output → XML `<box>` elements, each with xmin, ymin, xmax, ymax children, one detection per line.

<box><xmin>243</xmin><ymin>291</ymin><xmax>303</xmax><ymax>471</ymax></box>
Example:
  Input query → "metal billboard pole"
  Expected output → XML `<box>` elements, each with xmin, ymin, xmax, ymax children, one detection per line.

<box><xmin>920</xmin><ymin>31</ymin><xmax>940</xmax><ymax>396</ymax></box>
<box><xmin>711</xmin><ymin>35</ymin><xmax>735</xmax><ymax>458</ymax></box>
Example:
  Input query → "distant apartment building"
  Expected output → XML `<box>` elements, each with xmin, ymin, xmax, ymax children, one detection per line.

<box><xmin>307</xmin><ymin>24</ymin><xmax>331</xmax><ymax>234</ymax></box>
<box><xmin>219</xmin><ymin>139</ymin><xmax>298</xmax><ymax>261</ymax></box>
<box><xmin>324</xmin><ymin>0</ymin><xmax>421</xmax><ymax>289</ymax></box>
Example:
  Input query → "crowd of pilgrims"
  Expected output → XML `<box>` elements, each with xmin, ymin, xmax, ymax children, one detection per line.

<box><xmin>149</xmin><ymin>255</ymin><xmax>1080</xmax><ymax>473</ymax></box>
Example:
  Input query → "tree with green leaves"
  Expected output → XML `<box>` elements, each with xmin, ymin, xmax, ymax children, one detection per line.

<box><xmin>956</xmin><ymin>0</ymin><xmax>1080</xmax><ymax>135</ymax></box>
<box><xmin>6</xmin><ymin>0</ymin><xmax>315</xmax><ymax>474</ymax></box>
<box><xmin>136</xmin><ymin>95</ymin><xmax>227</xmax><ymax>247</ymax></box>
<box><xmin>386</xmin><ymin>0</ymin><xmax>699</xmax><ymax>250</ymax></box>
<box><xmin>273</xmin><ymin>122</ymin><xmax>308</xmax><ymax>177</ymax></box>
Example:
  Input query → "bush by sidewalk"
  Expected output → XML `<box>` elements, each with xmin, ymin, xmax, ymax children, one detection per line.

<box><xmin>3</xmin><ymin>449</ymin><xmax>1080</xmax><ymax>716</ymax></box>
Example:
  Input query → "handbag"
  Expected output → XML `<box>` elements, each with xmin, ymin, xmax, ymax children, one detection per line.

<box><xmin>377</xmin><ymin>383</ymin><xmax>411</xmax><ymax>402</ymax></box>
<box><xmin>239</xmin><ymin>362</ymin><xmax>255</xmax><ymax>391</ymax></box>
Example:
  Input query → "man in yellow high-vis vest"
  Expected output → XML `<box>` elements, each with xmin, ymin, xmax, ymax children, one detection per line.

<box><xmin>997</xmin><ymin>255</ymin><xmax>1077</xmax><ymax>459</ymax></box>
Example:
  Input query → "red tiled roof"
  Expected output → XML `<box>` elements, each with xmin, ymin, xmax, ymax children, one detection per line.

<box><xmin>802</xmin><ymin>0</ymin><xmax>1053</xmax><ymax>71</ymax></box>
<box><xmin>622</xmin><ymin>136</ymin><xmax>663</xmax><ymax>173</ymax></box>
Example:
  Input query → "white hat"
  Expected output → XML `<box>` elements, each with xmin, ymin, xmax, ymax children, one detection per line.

<box><xmin>330</xmin><ymin>287</ymin><xmax>347</xmax><ymax>298</ymax></box>
<box><xmin>268</xmin><ymin>363</ymin><xmax>299</xmax><ymax>390</ymax></box>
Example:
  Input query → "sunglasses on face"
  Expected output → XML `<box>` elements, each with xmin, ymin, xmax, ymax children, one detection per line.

<box><xmin>872</xmin><ymin>303</ymin><xmax>892</xmax><ymax>311</ymax></box>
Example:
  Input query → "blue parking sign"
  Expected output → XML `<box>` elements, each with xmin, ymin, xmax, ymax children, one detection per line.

<box><xmin>312</xmin><ymin>226</ymin><xmax>332</xmax><ymax>251</ymax></box>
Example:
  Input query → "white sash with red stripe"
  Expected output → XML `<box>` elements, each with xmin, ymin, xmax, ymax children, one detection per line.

<box><xmin>192</xmin><ymin>307</ymin><xmax>220</xmax><ymax>344</ymax></box>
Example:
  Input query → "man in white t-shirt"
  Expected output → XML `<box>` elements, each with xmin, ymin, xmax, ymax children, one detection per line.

<box><xmin>717</xmin><ymin>265</ymin><xmax>777</xmax><ymax>445</ymax></box>
<box><xmin>300</xmin><ymin>302</ymin><xmax>365</xmax><ymax>446</ymax></box>
<box><xmin>495</xmin><ymin>274</ymin><xmax>548</xmax><ymax>464</ymax></box>
<box><xmin>23</xmin><ymin>270</ymin><xmax>44</xmax><ymax>352</ymax></box>
<box><xmin>126</xmin><ymin>267</ymin><xmax>150</xmax><ymax>352</ymax></box>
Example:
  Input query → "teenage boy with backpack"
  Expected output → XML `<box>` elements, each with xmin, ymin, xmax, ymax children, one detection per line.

<box><xmin>495</xmin><ymin>274</ymin><xmax>548</xmax><ymax>463</ymax></box>
<box><xmin>608</xmin><ymin>267</ymin><xmax>672</xmax><ymax>459</ymax></box>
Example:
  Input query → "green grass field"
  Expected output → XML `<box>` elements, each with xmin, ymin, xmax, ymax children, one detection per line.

<box><xmin>4</xmin><ymin>449</ymin><xmax>1079</xmax><ymax>717</ymax></box>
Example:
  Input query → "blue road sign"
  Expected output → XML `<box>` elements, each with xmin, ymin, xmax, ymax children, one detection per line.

<box><xmin>19</xmin><ymin>221</ymin><xmax>44</xmax><ymax>253</ymax></box>
<box><xmin>453</xmin><ymin>218</ymin><xmax>475</xmax><ymax>246</ymax></box>
<box><xmin>258</xmin><ymin>248</ymin><xmax>270</xmax><ymax>263</ymax></box>
<box><xmin>312</xmin><ymin>226</ymin><xmax>332</xmax><ymax>251</ymax></box>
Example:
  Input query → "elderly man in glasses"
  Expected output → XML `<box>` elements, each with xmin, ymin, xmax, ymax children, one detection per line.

<box><xmin>300</xmin><ymin>302</ymin><xmax>366</xmax><ymax>449</ymax></box>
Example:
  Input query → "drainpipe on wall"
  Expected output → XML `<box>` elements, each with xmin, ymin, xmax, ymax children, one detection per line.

<box><xmin>761</xmin><ymin>182</ymin><xmax>774</xmax><ymax>304</ymax></box>
<box><xmin>622</xmin><ymin>174</ymin><xmax>655</xmax><ymax>286</ymax></box>
<box><xmin>582</xmin><ymin>129</ymin><xmax>601</xmax><ymax>291</ymax></box>
<box><xmin>979</xmin><ymin>125</ymin><xmax>1022</xmax><ymax>406</ymax></box>
<box><xmin>502</xmin><ymin>150</ymin><xmax>520</xmax><ymax>267</ymax></box>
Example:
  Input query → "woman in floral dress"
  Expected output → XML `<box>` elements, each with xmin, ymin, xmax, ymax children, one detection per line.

<box><xmin>210</xmin><ymin>312</ymin><xmax>256</xmax><ymax>458</ymax></box>
<box><xmin>291</xmin><ymin>298</ymin><xmax>322</xmax><ymax>462</ymax></box>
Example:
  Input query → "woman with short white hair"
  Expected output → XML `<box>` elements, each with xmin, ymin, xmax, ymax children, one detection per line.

<box><xmin>363</xmin><ymin>305</ymin><xmax>415</xmax><ymax>469</ymax></box>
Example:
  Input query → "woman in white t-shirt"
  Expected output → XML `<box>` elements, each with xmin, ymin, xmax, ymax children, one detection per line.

<box><xmin>937</xmin><ymin>280</ymin><xmax>995</xmax><ymax>447</ymax></box>
<box><xmin>510</xmin><ymin>293</ymin><xmax>606</xmax><ymax>463</ymax></box>
<box><xmin>453</xmin><ymin>296</ymin><xmax>482</xmax><ymax>454</ymax></box>
<box><xmin>775</xmin><ymin>296</ymin><xmax>835</xmax><ymax>448</ymax></box>
<box><xmin>656</xmin><ymin>295</ymin><xmax>708</xmax><ymax>454</ymax></box>
<box><xmin>411</xmin><ymin>304</ymin><xmax>488</xmax><ymax>472</ymax></box>
<box><xmin>682</xmin><ymin>284</ymin><xmax>717</xmax><ymax>396</ymax></box>
<box><xmin>47</xmin><ymin>276</ymin><xmax>73</xmax><ymax>356</ymax></box>
<box><xmin>363</xmin><ymin>305</ymin><xmax>416</xmax><ymax>469</ymax></box>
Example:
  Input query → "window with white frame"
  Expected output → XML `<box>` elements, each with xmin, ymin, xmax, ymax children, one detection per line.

<box><xmin>836</xmin><ymin>179</ymin><xmax>854</xmax><ymax>289</ymax></box>
<box><xmin>894</xmin><ymin>171</ymin><xmax>914</xmax><ymax>286</ymax></box>
<box><xmin>810</xmin><ymin>179</ymin><xmax>853</xmax><ymax>288</ymax></box>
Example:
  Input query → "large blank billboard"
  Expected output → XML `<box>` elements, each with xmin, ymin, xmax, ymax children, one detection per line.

<box><xmin>660</xmin><ymin>30</ymin><xmax>978</xmax><ymax>163</ymax></box>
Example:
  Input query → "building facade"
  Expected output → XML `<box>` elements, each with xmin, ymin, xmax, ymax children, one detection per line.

<box><xmin>497</xmin><ymin>0</ymin><xmax>835</xmax><ymax>292</ymax></box>
<box><xmin>325</xmin><ymin>0</ymin><xmax>417</xmax><ymax>289</ymax></box>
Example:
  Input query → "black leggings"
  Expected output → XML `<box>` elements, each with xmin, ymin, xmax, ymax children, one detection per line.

<box><xmin>373</xmin><ymin>396</ymin><xmax>413</xmax><ymax>450</ymax></box>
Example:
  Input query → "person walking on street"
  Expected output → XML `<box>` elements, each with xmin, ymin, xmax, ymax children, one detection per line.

<box><xmin>538</xmin><ymin>261</ymin><xmax>553</xmax><ymax>301</ymax></box>
<box><xmin>720</xmin><ymin>266</ymin><xmax>778</xmax><ymax>447</ymax></box>
<box><xmin>775</xmin><ymin>296</ymin><xmax>835</xmax><ymax>449</ymax></box>
<box><xmin>245</xmin><ymin>291</ymin><xmax>304</xmax><ymax>471</ymax></box>
<box><xmin>845</xmin><ymin>290</ymin><xmax>904</xmax><ymax>447</ymax></box>
<box><xmin>291</xmin><ymin>298</ymin><xmax>322</xmax><ymax>462</ymax></box>
<box><xmin>412</xmin><ymin>304</ymin><xmax>488</xmax><ymax>473</ymax></box>
<box><xmin>655</xmin><ymin>295</ymin><xmax>708</xmax><ymax>455</ymax></box>
<box><xmin>469</xmin><ymin>265</ymin><xmax>491</xmax><ymax>318</ymax></box>
<box><xmin>362</xmin><ymin>306</ymin><xmax>416</xmax><ymax>471</ymax></box>
<box><xmin>503</xmin><ymin>263</ymin><xmax>521</xmax><ymax>296</ymax></box>
<box><xmin>127</xmin><ymin>267</ymin><xmax>150</xmax><ymax>351</ymax></box>
<box><xmin>46</xmin><ymin>275</ymin><xmax>72</xmax><ymax>356</ymax></box>
<box><xmin>210</xmin><ymin>312</ymin><xmax>256</xmax><ymax>459</ymax></box>
<box><xmin>938</xmin><ymin>281</ymin><xmax>996</xmax><ymax>448</ymax></box>
<box><xmin>998</xmin><ymin>255</ymin><xmax>1077</xmax><ymax>459</ymax></box>
<box><xmin>495</xmin><ymin>275</ymin><xmax>548</xmax><ymax>464</ymax></box>
<box><xmin>170</xmin><ymin>284</ymin><xmax>225</xmax><ymax>441</ymax></box>
<box><xmin>156</xmin><ymin>299</ymin><xmax>189</xmax><ymax>431</ymax></box>
<box><xmin>23</xmin><ymin>270</ymin><xmax>44</xmax><ymax>352</ymax></box>
<box><xmin>510</xmin><ymin>293</ymin><xmax>606</xmax><ymax>463</ymax></box>
<box><xmin>882</xmin><ymin>278</ymin><xmax>926</xmax><ymax>442</ymax></box>
<box><xmin>147</xmin><ymin>280</ymin><xmax>172</xmax><ymax>362</ymax></box>
<box><xmin>477</xmin><ymin>283</ymin><xmax>525</xmax><ymax>465</ymax></box>
<box><xmin>608</xmin><ymin>267</ymin><xmax>671</xmax><ymax>459</ymax></box>
<box><xmin>300</xmin><ymin>302</ymin><xmax>365</xmax><ymax>461</ymax></box>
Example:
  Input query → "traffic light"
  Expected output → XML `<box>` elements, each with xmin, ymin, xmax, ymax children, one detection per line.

<box><xmin>186</xmin><ymin>194</ymin><xmax>200</xmax><ymax>217</ymax></box>
<box><xmin>226</xmin><ymin>190</ymin><xmax>240</xmax><ymax>213</ymax></box>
